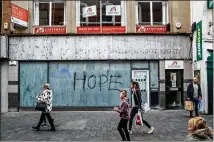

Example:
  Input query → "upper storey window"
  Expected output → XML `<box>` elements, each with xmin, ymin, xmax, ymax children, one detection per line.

<box><xmin>136</xmin><ymin>1</ymin><xmax>168</xmax><ymax>25</ymax></box>
<box><xmin>34</xmin><ymin>0</ymin><xmax>66</xmax><ymax>26</ymax></box>
<box><xmin>77</xmin><ymin>0</ymin><xmax>125</xmax><ymax>26</ymax></box>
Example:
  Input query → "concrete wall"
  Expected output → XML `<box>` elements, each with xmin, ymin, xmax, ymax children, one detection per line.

<box><xmin>2</xmin><ymin>1</ymin><xmax>191</xmax><ymax>34</ymax></box>
<box><xmin>126</xmin><ymin>1</ymin><xmax>136</xmax><ymax>33</ymax></box>
<box><xmin>9</xmin><ymin>35</ymin><xmax>191</xmax><ymax>60</ymax></box>
<box><xmin>191</xmin><ymin>1</ymin><xmax>213</xmax><ymax>114</ymax></box>
<box><xmin>168</xmin><ymin>1</ymin><xmax>191</xmax><ymax>33</ymax></box>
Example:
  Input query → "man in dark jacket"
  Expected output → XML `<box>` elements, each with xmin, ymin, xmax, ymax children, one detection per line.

<box><xmin>187</xmin><ymin>77</ymin><xmax>202</xmax><ymax>117</ymax></box>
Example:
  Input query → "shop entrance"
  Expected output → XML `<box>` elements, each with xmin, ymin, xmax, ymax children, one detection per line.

<box><xmin>165</xmin><ymin>70</ymin><xmax>184</xmax><ymax>109</ymax></box>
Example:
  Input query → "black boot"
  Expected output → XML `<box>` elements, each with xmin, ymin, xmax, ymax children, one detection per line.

<box><xmin>47</xmin><ymin>113</ymin><xmax>56</xmax><ymax>131</ymax></box>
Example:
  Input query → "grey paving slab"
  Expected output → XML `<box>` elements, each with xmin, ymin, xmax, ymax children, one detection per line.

<box><xmin>1</xmin><ymin>110</ymin><xmax>213</xmax><ymax>141</ymax></box>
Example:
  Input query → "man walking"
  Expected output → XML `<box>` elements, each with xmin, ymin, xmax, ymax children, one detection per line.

<box><xmin>187</xmin><ymin>77</ymin><xmax>202</xmax><ymax>117</ymax></box>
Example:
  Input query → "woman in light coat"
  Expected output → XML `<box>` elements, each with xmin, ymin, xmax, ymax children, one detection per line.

<box><xmin>32</xmin><ymin>83</ymin><xmax>56</xmax><ymax>131</ymax></box>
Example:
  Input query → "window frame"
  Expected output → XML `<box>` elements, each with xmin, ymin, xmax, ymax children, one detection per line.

<box><xmin>34</xmin><ymin>1</ymin><xmax>66</xmax><ymax>26</ymax></box>
<box><xmin>136</xmin><ymin>1</ymin><xmax>168</xmax><ymax>26</ymax></box>
<box><xmin>76</xmin><ymin>0</ymin><xmax>126</xmax><ymax>27</ymax></box>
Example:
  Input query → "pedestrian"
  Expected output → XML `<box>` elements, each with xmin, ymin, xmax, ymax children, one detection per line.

<box><xmin>128</xmin><ymin>81</ymin><xmax>154</xmax><ymax>134</ymax></box>
<box><xmin>185</xmin><ymin>117</ymin><xmax>213</xmax><ymax>141</ymax></box>
<box><xmin>187</xmin><ymin>77</ymin><xmax>202</xmax><ymax>117</ymax></box>
<box><xmin>114</xmin><ymin>90</ymin><xmax>131</xmax><ymax>141</ymax></box>
<box><xmin>36</xmin><ymin>94</ymin><xmax>48</xmax><ymax>127</ymax></box>
<box><xmin>32</xmin><ymin>83</ymin><xmax>56</xmax><ymax>131</ymax></box>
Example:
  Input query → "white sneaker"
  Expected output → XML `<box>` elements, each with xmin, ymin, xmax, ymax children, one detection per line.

<box><xmin>128</xmin><ymin>130</ymin><xmax>132</xmax><ymax>134</ymax></box>
<box><xmin>148</xmin><ymin>127</ymin><xmax>154</xmax><ymax>134</ymax></box>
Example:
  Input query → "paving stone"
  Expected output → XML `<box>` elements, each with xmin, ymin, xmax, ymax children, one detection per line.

<box><xmin>0</xmin><ymin>110</ymin><xmax>213</xmax><ymax>141</ymax></box>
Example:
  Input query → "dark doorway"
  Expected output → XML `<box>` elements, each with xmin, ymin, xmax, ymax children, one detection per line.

<box><xmin>165</xmin><ymin>70</ymin><xmax>184</xmax><ymax>109</ymax></box>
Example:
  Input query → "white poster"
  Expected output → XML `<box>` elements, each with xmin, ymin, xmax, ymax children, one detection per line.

<box><xmin>83</xmin><ymin>5</ymin><xmax>97</xmax><ymax>17</ymax></box>
<box><xmin>106</xmin><ymin>5</ymin><xmax>121</xmax><ymax>16</ymax></box>
<box><xmin>170</xmin><ymin>73</ymin><xmax>177</xmax><ymax>87</ymax></box>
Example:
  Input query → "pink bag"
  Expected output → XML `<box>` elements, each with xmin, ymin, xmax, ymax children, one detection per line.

<box><xmin>135</xmin><ymin>110</ymin><xmax>143</xmax><ymax>126</ymax></box>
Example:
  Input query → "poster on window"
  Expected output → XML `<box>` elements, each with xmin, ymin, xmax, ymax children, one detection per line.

<box><xmin>194</xmin><ymin>70</ymin><xmax>200</xmax><ymax>84</ymax></box>
<box><xmin>106</xmin><ymin>5</ymin><xmax>121</xmax><ymax>16</ymax></box>
<box><xmin>170</xmin><ymin>73</ymin><xmax>176</xmax><ymax>87</ymax></box>
<box><xmin>83</xmin><ymin>5</ymin><xmax>97</xmax><ymax>18</ymax></box>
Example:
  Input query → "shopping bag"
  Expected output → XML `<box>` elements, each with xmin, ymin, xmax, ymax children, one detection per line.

<box><xmin>135</xmin><ymin>110</ymin><xmax>143</xmax><ymax>126</ymax></box>
<box><xmin>199</xmin><ymin>100</ymin><xmax>203</xmax><ymax>112</ymax></box>
<box><xmin>184</xmin><ymin>100</ymin><xmax>194</xmax><ymax>111</ymax></box>
<box><xmin>141</xmin><ymin>103</ymin><xmax>150</xmax><ymax>114</ymax></box>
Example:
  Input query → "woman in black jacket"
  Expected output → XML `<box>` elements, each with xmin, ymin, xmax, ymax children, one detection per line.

<box><xmin>128</xmin><ymin>81</ymin><xmax>154</xmax><ymax>134</ymax></box>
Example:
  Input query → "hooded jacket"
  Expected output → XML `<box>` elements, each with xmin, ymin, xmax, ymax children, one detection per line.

<box><xmin>185</xmin><ymin>128</ymin><xmax>213</xmax><ymax>141</ymax></box>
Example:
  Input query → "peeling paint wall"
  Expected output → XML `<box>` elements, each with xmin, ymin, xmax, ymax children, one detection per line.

<box><xmin>9</xmin><ymin>35</ymin><xmax>191</xmax><ymax>60</ymax></box>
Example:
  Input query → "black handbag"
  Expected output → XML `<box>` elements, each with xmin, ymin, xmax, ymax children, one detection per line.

<box><xmin>35</xmin><ymin>102</ymin><xmax>47</xmax><ymax>111</ymax></box>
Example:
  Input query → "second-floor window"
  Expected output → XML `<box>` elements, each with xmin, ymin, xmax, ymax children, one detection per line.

<box><xmin>34</xmin><ymin>0</ymin><xmax>66</xmax><ymax>26</ymax></box>
<box><xmin>77</xmin><ymin>0</ymin><xmax>125</xmax><ymax>26</ymax></box>
<box><xmin>136</xmin><ymin>1</ymin><xmax>168</xmax><ymax>25</ymax></box>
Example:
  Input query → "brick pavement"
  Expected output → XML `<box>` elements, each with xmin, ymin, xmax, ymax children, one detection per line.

<box><xmin>0</xmin><ymin>110</ymin><xmax>213</xmax><ymax>141</ymax></box>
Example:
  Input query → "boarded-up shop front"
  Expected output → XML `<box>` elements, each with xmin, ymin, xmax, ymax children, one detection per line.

<box><xmin>19</xmin><ymin>61</ymin><xmax>159</xmax><ymax>109</ymax></box>
<box><xmin>9</xmin><ymin>35</ymin><xmax>191</xmax><ymax>110</ymax></box>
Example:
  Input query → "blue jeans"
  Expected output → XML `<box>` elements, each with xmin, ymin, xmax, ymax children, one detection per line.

<box><xmin>190</xmin><ymin>99</ymin><xmax>199</xmax><ymax>116</ymax></box>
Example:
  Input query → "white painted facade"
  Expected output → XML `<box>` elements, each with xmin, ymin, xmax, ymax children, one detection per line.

<box><xmin>191</xmin><ymin>1</ymin><xmax>213</xmax><ymax>114</ymax></box>
<box><xmin>9</xmin><ymin>35</ymin><xmax>191</xmax><ymax>60</ymax></box>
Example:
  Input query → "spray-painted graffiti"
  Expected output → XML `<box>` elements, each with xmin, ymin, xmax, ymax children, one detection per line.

<box><xmin>59</xmin><ymin>68</ymin><xmax>122</xmax><ymax>91</ymax></box>
<box><xmin>73</xmin><ymin>72</ymin><xmax>122</xmax><ymax>91</ymax></box>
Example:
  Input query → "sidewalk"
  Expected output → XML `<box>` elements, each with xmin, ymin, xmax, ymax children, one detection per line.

<box><xmin>1</xmin><ymin>110</ymin><xmax>213</xmax><ymax>141</ymax></box>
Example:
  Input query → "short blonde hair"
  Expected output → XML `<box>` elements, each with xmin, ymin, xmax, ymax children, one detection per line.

<box><xmin>120</xmin><ymin>90</ymin><xmax>127</xmax><ymax>97</ymax></box>
<box><xmin>43</xmin><ymin>83</ymin><xmax>50</xmax><ymax>89</ymax></box>
<box><xmin>188</xmin><ymin>117</ymin><xmax>208</xmax><ymax>131</ymax></box>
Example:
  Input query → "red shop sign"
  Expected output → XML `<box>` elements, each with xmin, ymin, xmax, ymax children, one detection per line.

<box><xmin>102</xmin><ymin>26</ymin><xmax>125</xmax><ymax>33</ymax></box>
<box><xmin>34</xmin><ymin>27</ymin><xmax>66</xmax><ymax>34</ymax></box>
<box><xmin>77</xmin><ymin>26</ymin><xmax>100</xmax><ymax>34</ymax></box>
<box><xmin>77</xmin><ymin>26</ymin><xmax>126</xmax><ymax>34</ymax></box>
<box><xmin>136</xmin><ymin>26</ymin><xmax>167</xmax><ymax>33</ymax></box>
<box><xmin>11</xmin><ymin>3</ymin><xmax>28</xmax><ymax>27</ymax></box>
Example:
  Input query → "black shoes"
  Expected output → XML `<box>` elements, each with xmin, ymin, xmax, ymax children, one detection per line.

<box><xmin>49</xmin><ymin>128</ymin><xmax>56</xmax><ymax>131</ymax></box>
<box><xmin>32</xmin><ymin>126</ymin><xmax>40</xmax><ymax>131</ymax></box>
<box><xmin>32</xmin><ymin>126</ymin><xmax>56</xmax><ymax>131</ymax></box>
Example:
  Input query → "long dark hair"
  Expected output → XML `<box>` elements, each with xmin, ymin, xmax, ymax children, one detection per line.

<box><xmin>131</xmin><ymin>81</ymin><xmax>140</xmax><ymax>90</ymax></box>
